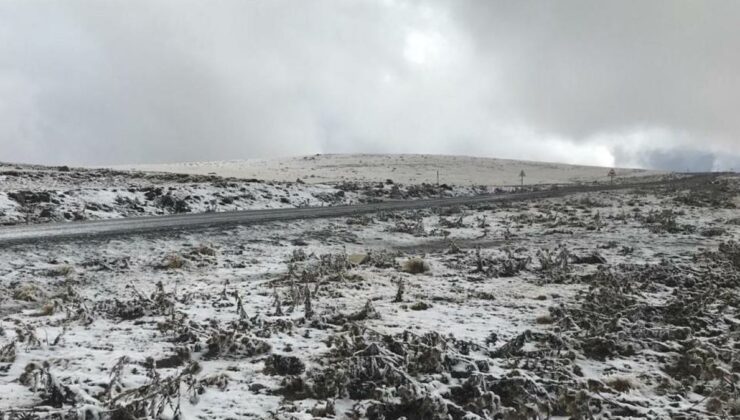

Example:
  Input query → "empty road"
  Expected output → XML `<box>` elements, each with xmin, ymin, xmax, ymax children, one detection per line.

<box><xmin>0</xmin><ymin>175</ymin><xmax>710</xmax><ymax>245</ymax></box>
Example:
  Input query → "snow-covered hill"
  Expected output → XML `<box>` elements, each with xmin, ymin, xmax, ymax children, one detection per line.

<box><xmin>115</xmin><ymin>153</ymin><xmax>664</xmax><ymax>186</ymax></box>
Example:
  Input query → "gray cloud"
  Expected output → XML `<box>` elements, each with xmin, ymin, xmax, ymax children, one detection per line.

<box><xmin>0</xmin><ymin>0</ymin><xmax>738</xmax><ymax>169</ymax></box>
<box><xmin>450</xmin><ymin>1</ymin><xmax>740</xmax><ymax>140</ymax></box>
<box><xmin>615</xmin><ymin>148</ymin><xmax>715</xmax><ymax>172</ymax></box>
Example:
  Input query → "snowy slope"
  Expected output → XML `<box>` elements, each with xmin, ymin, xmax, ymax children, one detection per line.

<box><xmin>114</xmin><ymin>153</ymin><xmax>665</xmax><ymax>186</ymax></box>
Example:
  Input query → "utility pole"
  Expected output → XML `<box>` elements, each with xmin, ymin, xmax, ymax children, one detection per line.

<box><xmin>437</xmin><ymin>170</ymin><xmax>441</xmax><ymax>198</ymax></box>
<box><xmin>519</xmin><ymin>170</ymin><xmax>525</xmax><ymax>187</ymax></box>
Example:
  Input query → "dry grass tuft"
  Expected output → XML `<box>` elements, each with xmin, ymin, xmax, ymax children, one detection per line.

<box><xmin>401</xmin><ymin>257</ymin><xmax>430</xmax><ymax>274</ymax></box>
<box><xmin>48</xmin><ymin>265</ymin><xmax>74</xmax><ymax>277</ymax></box>
<box><xmin>706</xmin><ymin>397</ymin><xmax>724</xmax><ymax>414</ymax></box>
<box><xmin>13</xmin><ymin>284</ymin><xmax>44</xmax><ymax>302</ymax></box>
<box><xmin>159</xmin><ymin>254</ymin><xmax>186</xmax><ymax>270</ymax></box>
<box><xmin>192</xmin><ymin>244</ymin><xmax>217</xmax><ymax>256</ymax></box>
<box><xmin>33</xmin><ymin>303</ymin><xmax>56</xmax><ymax>317</ymax></box>
<box><xmin>410</xmin><ymin>301</ymin><xmax>431</xmax><ymax>311</ymax></box>
<box><xmin>605</xmin><ymin>376</ymin><xmax>634</xmax><ymax>393</ymax></box>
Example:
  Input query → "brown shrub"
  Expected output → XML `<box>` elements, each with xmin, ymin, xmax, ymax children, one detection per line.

<box><xmin>159</xmin><ymin>254</ymin><xmax>185</xmax><ymax>270</ymax></box>
<box><xmin>605</xmin><ymin>376</ymin><xmax>634</xmax><ymax>393</ymax></box>
<box><xmin>401</xmin><ymin>257</ymin><xmax>430</xmax><ymax>274</ymax></box>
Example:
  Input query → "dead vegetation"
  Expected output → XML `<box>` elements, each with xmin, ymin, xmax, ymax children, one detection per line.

<box><xmin>1</xmin><ymin>174</ymin><xmax>738</xmax><ymax>418</ymax></box>
<box><xmin>470</xmin><ymin>247</ymin><xmax>531</xmax><ymax>278</ymax></box>
<box><xmin>400</xmin><ymin>257</ymin><xmax>430</xmax><ymax>274</ymax></box>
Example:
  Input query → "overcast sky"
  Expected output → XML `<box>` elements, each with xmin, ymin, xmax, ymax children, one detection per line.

<box><xmin>1</xmin><ymin>0</ymin><xmax>739</xmax><ymax>170</ymax></box>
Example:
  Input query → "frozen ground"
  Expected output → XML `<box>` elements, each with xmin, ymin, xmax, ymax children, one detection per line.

<box><xmin>0</xmin><ymin>163</ymin><xmax>494</xmax><ymax>226</ymax></box>
<box><xmin>2</xmin><ymin>155</ymin><xmax>663</xmax><ymax>227</ymax></box>
<box><xmin>113</xmin><ymin>154</ymin><xmax>663</xmax><ymax>186</ymax></box>
<box><xmin>0</xmin><ymin>172</ymin><xmax>738</xmax><ymax>419</ymax></box>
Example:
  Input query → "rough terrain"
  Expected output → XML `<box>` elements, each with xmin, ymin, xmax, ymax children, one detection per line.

<box><xmin>0</xmin><ymin>162</ymin><xmax>491</xmax><ymax>227</ymax></box>
<box><xmin>0</xmin><ymin>166</ymin><xmax>738</xmax><ymax>419</ymax></box>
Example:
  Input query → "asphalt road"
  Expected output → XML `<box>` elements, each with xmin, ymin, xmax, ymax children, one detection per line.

<box><xmin>0</xmin><ymin>175</ymin><xmax>711</xmax><ymax>245</ymax></box>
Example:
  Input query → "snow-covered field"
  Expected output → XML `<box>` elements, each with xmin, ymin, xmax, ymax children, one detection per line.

<box><xmin>3</xmin><ymin>154</ymin><xmax>664</xmax><ymax>227</ymax></box>
<box><xmin>0</xmin><ymin>163</ymin><xmax>495</xmax><ymax>226</ymax></box>
<box><xmin>1</xmin><ymin>168</ymin><xmax>738</xmax><ymax>419</ymax></box>
<box><xmin>0</xmin><ymin>154</ymin><xmax>667</xmax><ymax>226</ymax></box>
<box><xmin>114</xmin><ymin>154</ymin><xmax>664</xmax><ymax>186</ymax></box>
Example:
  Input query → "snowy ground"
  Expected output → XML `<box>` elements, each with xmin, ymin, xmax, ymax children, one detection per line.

<box><xmin>0</xmin><ymin>173</ymin><xmax>738</xmax><ymax>419</ymax></box>
<box><xmin>112</xmin><ymin>154</ymin><xmax>664</xmax><ymax>186</ymax></box>
<box><xmin>0</xmin><ymin>163</ymin><xmax>496</xmax><ymax>226</ymax></box>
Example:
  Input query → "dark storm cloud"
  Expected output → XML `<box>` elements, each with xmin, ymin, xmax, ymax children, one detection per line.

<box><xmin>0</xmin><ymin>0</ymin><xmax>738</xmax><ymax>169</ymax></box>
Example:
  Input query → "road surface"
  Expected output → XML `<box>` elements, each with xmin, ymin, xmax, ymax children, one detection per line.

<box><xmin>0</xmin><ymin>175</ymin><xmax>709</xmax><ymax>245</ymax></box>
